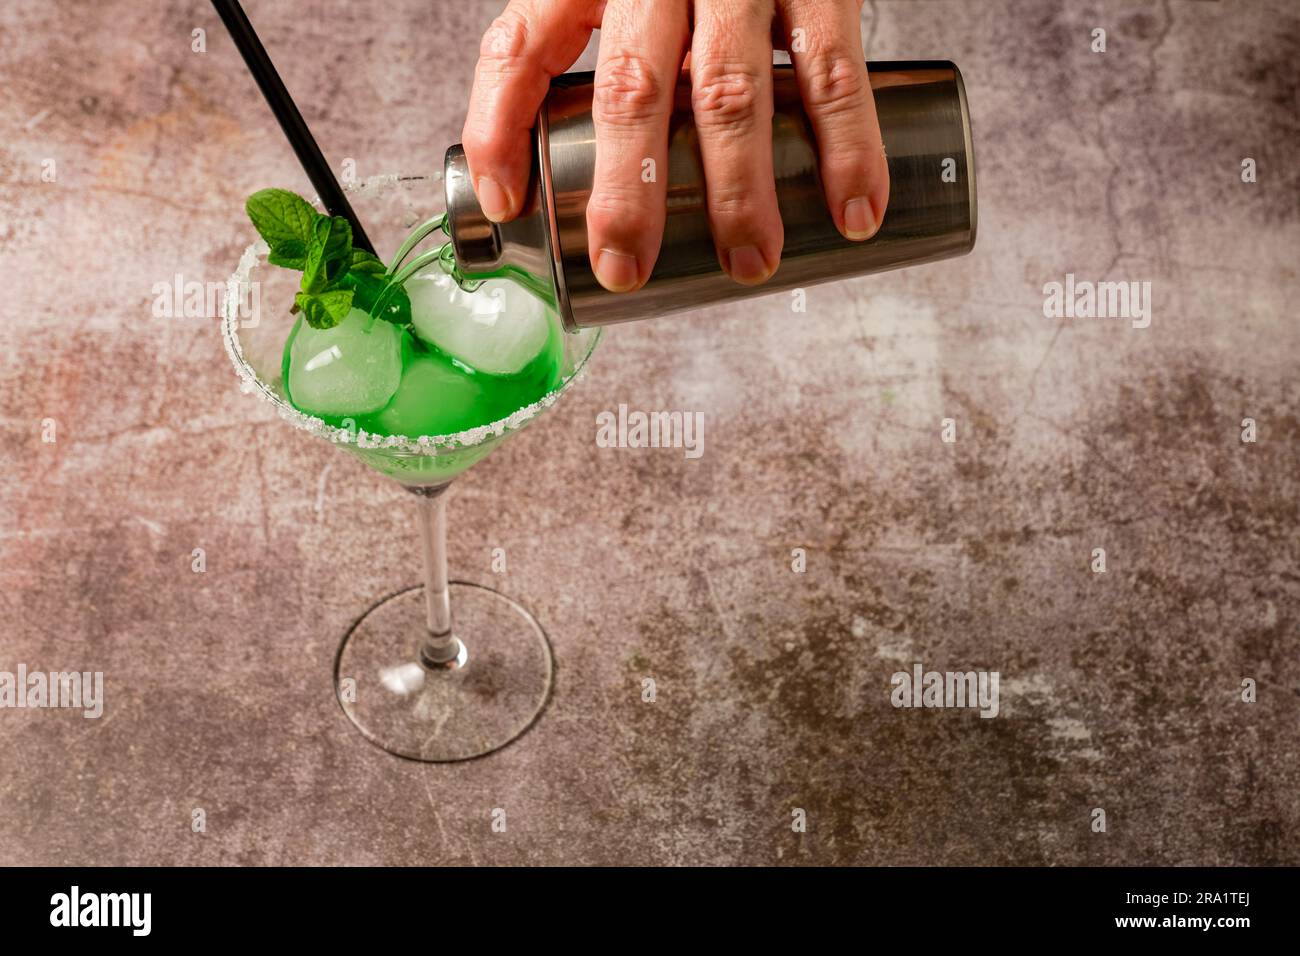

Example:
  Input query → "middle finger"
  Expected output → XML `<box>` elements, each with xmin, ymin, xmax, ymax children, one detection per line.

<box><xmin>690</xmin><ymin>0</ymin><xmax>784</xmax><ymax>285</ymax></box>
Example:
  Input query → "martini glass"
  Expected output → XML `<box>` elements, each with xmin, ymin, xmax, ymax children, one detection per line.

<box><xmin>221</xmin><ymin>172</ymin><xmax>600</xmax><ymax>761</ymax></box>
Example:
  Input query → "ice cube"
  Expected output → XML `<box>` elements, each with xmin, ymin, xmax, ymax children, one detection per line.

<box><xmin>407</xmin><ymin>270</ymin><xmax>553</xmax><ymax>376</ymax></box>
<box><xmin>287</xmin><ymin>308</ymin><xmax>403</xmax><ymax>417</ymax></box>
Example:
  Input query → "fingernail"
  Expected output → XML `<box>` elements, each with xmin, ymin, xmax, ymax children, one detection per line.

<box><xmin>726</xmin><ymin>245</ymin><xmax>772</xmax><ymax>285</ymax></box>
<box><xmin>843</xmin><ymin>197</ymin><xmax>877</xmax><ymax>240</ymax></box>
<box><xmin>476</xmin><ymin>176</ymin><xmax>511</xmax><ymax>222</ymax></box>
<box><xmin>594</xmin><ymin>248</ymin><xmax>640</xmax><ymax>293</ymax></box>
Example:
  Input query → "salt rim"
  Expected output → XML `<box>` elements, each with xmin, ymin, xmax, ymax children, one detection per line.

<box><xmin>220</xmin><ymin>174</ymin><xmax>600</xmax><ymax>455</ymax></box>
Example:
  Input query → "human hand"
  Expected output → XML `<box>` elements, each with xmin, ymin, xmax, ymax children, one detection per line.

<box><xmin>462</xmin><ymin>0</ymin><xmax>890</xmax><ymax>292</ymax></box>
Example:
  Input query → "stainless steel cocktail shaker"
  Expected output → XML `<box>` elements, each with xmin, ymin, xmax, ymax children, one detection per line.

<box><xmin>444</xmin><ymin>60</ymin><xmax>977</xmax><ymax>330</ymax></box>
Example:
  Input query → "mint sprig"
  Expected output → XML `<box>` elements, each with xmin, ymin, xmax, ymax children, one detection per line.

<box><xmin>244</xmin><ymin>188</ymin><xmax>410</xmax><ymax>330</ymax></box>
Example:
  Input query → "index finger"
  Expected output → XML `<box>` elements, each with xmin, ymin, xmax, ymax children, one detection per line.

<box><xmin>462</xmin><ymin>0</ymin><xmax>601</xmax><ymax>222</ymax></box>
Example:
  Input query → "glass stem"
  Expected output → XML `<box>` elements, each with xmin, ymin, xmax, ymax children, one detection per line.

<box><xmin>414</xmin><ymin>485</ymin><xmax>458</xmax><ymax>666</ymax></box>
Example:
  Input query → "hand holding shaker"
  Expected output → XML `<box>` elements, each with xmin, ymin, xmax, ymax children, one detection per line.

<box><xmin>444</xmin><ymin>60</ymin><xmax>977</xmax><ymax>330</ymax></box>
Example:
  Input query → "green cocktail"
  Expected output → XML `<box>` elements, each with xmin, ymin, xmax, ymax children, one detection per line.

<box><xmin>222</xmin><ymin>174</ymin><xmax>599</xmax><ymax>761</ymax></box>
<box><xmin>281</xmin><ymin>264</ymin><xmax>566</xmax><ymax>479</ymax></box>
<box><xmin>246</xmin><ymin>188</ymin><xmax>571</xmax><ymax>484</ymax></box>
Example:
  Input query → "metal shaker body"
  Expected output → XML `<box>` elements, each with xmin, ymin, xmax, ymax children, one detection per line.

<box><xmin>444</xmin><ymin>60</ymin><xmax>977</xmax><ymax>330</ymax></box>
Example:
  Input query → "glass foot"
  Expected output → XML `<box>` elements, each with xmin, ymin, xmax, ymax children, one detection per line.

<box><xmin>334</xmin><ymin>582</ymin><xmax>553</xmax><ymax>761</ymax></box>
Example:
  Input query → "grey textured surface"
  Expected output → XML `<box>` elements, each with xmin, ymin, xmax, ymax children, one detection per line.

<box><xmin>1</xmin><ymin>0</ymin><xmax>1298</xmax><ymax>865</ymax></box>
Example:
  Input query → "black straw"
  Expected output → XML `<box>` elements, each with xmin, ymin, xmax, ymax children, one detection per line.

<box><xmin>210</xmin><ymin>0</ymin><xmax>376</xmax><ymax>255</ymax></box>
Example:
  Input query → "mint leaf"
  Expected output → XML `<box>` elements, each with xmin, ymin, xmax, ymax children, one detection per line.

<box><xmin>267</xmin><ymin>238</ymin><xmax>308</xmax><ymax>270</ymax></box>
<box><xmin>349</xmin><ymin>249</ymin><xmax>387</xmax><ymax>275</ymax></box>
<box><xmin>302</xmin><ymin>216</ymin><xmax>353</xmax><ymax>293</ymax></box>
<box><xmin>319</xmin><ymin>216</ymin><xmax>352</xmax><ymax>273</ymax></box>
<box><xmin>314</xmin><ymin>288</ymin><xmax>354</xmax><ymax>323</ymax></box>
<box><xmin>295</xmin><ymin>289</ymin><xmax>354</xmax><ymax>329</ymax></box>
<box><xmin>342</xmin><ymin>271</ymin><xmax>411</xmax><ymax>326</ymax></box>
<box><xmin>340</xmin><ymin>271</ymin><xmax>381</xmax><ymax>310</ymax></box>
<box><xmin>246</xmin><ymin>189</ymin><xmax>317</xmax><ymax>247</ymax></box>
<box><xmin>302</xmin><ymin>244</ymin><xmax>327</xmax><ymax>293</ymax></box>
<box><xmin>294</xmin><ymin>292</ymin><xmax>331</xmax><ymax>328</ymax></box>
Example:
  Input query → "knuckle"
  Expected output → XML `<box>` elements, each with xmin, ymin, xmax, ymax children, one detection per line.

<box><xmin>587</xmin><ymin>186</ymin><xmax>654</xmax><ymax>231</ymax></box>
<box><xmin>478</xmin><ymin>11</ymin><xmax>529</xmax><ymax>63</ymax></box>
<box><xmin>691</xmin><ymin>60</ymin><xmax>765</xmax><ymax>132</ymax></box>
<box><xmin>727</xmin><ymin>0</ymin><xmax>773</xmax><ymax>19</ymax></box>
<box><xmin>460</xmin><ymin>123</ymin><xmax>507</xmax><ymax>167</ymax></box>
<box><xmin>594</xmin><ymin>53</ymin><xmax>664</xmax><ymax>127</ymax></box>
<box><xmin>708</xmin><ymin>190</ymin><xmax>776</xmax><ymax>234</ymax></box>
<box><xmin>801</xmin><ymin>48</ymin><xmax>868</xmax><ymax>116</ymax></box>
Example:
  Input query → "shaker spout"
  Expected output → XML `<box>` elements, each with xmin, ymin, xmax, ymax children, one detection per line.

<box><xmin>443</xmin><ymin>143</ymin><xmax>566</xmax><ymax>320</ymax></box>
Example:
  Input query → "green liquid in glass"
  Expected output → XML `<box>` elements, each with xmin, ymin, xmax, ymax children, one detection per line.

<box><xmin>281</xmin><ymin>214</ymin><xmax>564</xmax><ymax>441</ymax></box>
<box><xmin>284</xmin><ymin>315</ymin><xmax>563</xmax><ymax>438</ymax></box>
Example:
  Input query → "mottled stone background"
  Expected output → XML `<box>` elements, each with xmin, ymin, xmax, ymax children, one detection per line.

<box><xmin>1</xmin><ymin>0</ymin><xmax>1297</xmax><ymax>865</ymax></box>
